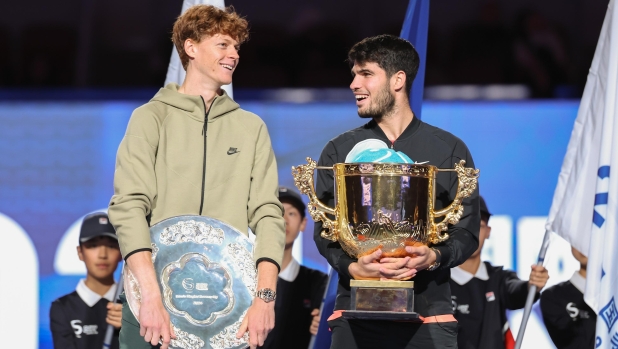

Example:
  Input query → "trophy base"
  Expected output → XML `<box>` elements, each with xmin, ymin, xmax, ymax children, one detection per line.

<box><xmin>349</xmin><ymin>280</ymin><xmax>416</xmax><ymax>321</ymax></box>
<box><xmin>342</xmin><ymin>310</ymin><xmax>422</xmax><ymax>322</ymax></box>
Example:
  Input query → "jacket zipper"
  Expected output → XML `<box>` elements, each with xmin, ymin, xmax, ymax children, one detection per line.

<box><xmin>199</xmin><ymin>96</ymin><xmax>214</xmax><ymax>215</ymax></box>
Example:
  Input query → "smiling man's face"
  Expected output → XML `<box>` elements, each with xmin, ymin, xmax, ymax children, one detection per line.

<box><xmin>190</xmin><ymin>33</ymin><xmax>240</xmax><ymax>87</ymax></box>
<box><xmin>350</xmin><ymin>61</ymin><xmax>395</xmax><ymax>119</ymax></box>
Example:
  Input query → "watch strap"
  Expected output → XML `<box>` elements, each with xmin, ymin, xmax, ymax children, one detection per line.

<box><xmin>427</xmin><ymin>247</ymin><xmax>441</xmax><ymax>271</ymax></box>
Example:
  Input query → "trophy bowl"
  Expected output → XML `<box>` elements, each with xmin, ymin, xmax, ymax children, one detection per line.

<box><xmin>292</xmin><ymin>158</ymin><xmax>479</xmax><ymax>259</ymax></box>
<box><xmin>124</xmin><ymin>215</ymin><xmax>256</xmax><ymax>349</ymax></box>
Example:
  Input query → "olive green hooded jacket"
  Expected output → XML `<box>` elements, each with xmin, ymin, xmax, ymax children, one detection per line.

<box><xmin>109</xmin><ymin>83</ymin><xmax>285</xmax><ymax>268</ymax></box>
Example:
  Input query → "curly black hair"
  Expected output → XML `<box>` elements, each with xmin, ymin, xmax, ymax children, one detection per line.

<box><xmin>348</xmin><ymin>34</ymin><xmax>420</xmax><ymax>97</ymax></box>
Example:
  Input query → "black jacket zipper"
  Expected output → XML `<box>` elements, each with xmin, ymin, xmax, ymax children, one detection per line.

<box><xmin>199</xmin><ymin>96</ymin><xmax>214</xmax><ymax>215</ymax></box>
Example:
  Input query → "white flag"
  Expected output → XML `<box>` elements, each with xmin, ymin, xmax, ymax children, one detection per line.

<box><xmin>545</xmin><ymin>0</ymin><xmax>618</xmax><ymax>347</ymax></box>
<box><xmin>164</xmin><ymin>0</ymin><xmax>233</xmax><ymax>98</ymax></box>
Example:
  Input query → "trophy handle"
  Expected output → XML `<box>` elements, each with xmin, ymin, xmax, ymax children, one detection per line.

<box><xmin>429</xmin><ymin>160</ymin><xmax>480</xmax><ymax>244</ymax></box>
<box><xmin>292</xmin><ymin>157</ymin><xmax>338</xmax><ymax>241</ymax></box>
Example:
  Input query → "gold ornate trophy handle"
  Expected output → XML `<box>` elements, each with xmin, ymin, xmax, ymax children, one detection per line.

<box><xmin>429</xmin><ymin>159</ymin><xmax>480</xmax><ymax>244</ymax></box>
<box><xmin>291</xmin><ymin>157</ymin><xmax>338</xmax><ymax>241</ymax></box>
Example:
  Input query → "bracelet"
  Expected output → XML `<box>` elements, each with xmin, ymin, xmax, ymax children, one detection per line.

<box><xmin>426</xmin><ymin>247</ymin><xmax>441</xmax><ymax>271</ymax></box>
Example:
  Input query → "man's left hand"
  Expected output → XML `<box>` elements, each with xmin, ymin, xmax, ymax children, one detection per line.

<box><xmin>236</xmin><ymin>298</ymin><xmax>275</xmax><ymax>349</ymax></box>
<box><xmin>106</xmin><ymin>302</ymin><xmax>122</xmax><ymax>329</ymax></box>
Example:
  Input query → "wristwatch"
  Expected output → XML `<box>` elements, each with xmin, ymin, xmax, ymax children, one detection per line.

<box><xmin>256</xmin><ymin>288</ymin><xmax>277</xmax><ymax>303</ymax></box>
<box><xmin>426</xmin><ymin>247</ymin><xmax>442</xmax><ymax>271</ymax></box>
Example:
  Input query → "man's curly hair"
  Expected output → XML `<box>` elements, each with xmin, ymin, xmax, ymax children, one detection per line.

<box><xmin>348</xmin><ymin>34</ymin><xmax>420</xmax><ymax>97</ymax></box>
<box><xmin>172</xmin><ymin>5</ymin><xmax>249</xmax><ymax>70</ymax></box>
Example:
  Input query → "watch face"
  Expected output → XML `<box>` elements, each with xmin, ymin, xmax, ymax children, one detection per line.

<box><xmin>259</xmin><ymin>288</ymin><xmax>276</xmax><ymax>302</ymax></box>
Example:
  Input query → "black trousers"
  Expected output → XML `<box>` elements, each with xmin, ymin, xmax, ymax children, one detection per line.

<box><xmin>328</xmin><ymin>317</ymin><xmax>458</xmax><ymax>349</ymax></box>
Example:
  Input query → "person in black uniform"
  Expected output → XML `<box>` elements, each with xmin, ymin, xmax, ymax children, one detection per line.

<box><xmin>50</xmin><ymin>212</ymin><xmax>123</xmax><ymax>349</ymax></box>
<box><xmin>540</xmin><ymin>247</ymin><xmax>596</xmax><ymax>348</ymax></box>
<box><xmin>315</xmin><ymin>34</ymin><xmax>481</xmax><ymax>349</ymax></box>
<box><xmin>260</xmin><ymin>187</ymin><xmax>328</xmax><ymax>349</ymax></box>
<box><xmin>449</xmin><ymin>196</ymin><xmax>549</xmax><ymax>349</ymax></box>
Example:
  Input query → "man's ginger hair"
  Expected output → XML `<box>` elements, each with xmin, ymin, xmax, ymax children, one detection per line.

<box><xmin>172</xmin><ymin>5</ymin><xmax>249</xmax><ymax>70</ymax></box>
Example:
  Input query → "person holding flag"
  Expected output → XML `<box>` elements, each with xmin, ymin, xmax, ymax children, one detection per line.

<box><xmin>49</xmin><ymin>212</ymin><xmax>123</xmax><ymax>349</ymax></box>
<box><xmin>450</xmin><ymin>197</ymin><xmax>549</xmax><ymax>349</ymax></box>
<box><xmin>259</xmin><ymin>187</ymin><xmax>327</xmax><ymax>349</ymax></box>
<box><xmin>525</xmin><ymin>0</ymin><xmax>618</xmax><ymax>348</ymax></box>
<box><xmin>108</xmin><ymin>5</ymin><xmax>285</xmax><ymax>349</ymax></box>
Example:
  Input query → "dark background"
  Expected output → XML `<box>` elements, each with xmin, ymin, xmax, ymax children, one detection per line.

<box><xmin>0</xmin><ymin>0</ymin><xmax>608</xmax><ymax>97</ymax></box>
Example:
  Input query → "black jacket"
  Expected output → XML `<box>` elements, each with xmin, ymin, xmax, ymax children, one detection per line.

<box><xmin>450</xmin><ymin>262</ymin><xmax>532</xmax><ymax>349</ymax></box>
<box><xmin>314</xmin><ymin>116</ymin><xmax>480</xmax><ymax>316</ymax></box>
<box><xmin>50</xmin><ymin>291</ymin><xmax>119</xmax><ymax>349</ymax></box>
<box><xmin>260</xmin><ymin>265</ymin><xmax>327</xmax><ymax>349</ymax></box>
<box><xmin>540</xmin><ymin>280</ymin><xmax>596</xmax><ymax>349</ymax></box>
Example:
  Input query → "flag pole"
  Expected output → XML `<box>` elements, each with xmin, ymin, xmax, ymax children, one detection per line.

<box><xmin>310</xmin><ymin>269</ymin><xmax>339</xmax><ymax>349</ymax></box>
<box><xmin>513</xmin><ymin>230</ymin><xmax>551</xmax><ymax>349</ymax></box>
<box><xmin>102</xmin><ymin>266</ymin><xmax>125</xmax><ymax>349</ymax></box>
<box><xmin>308</xmin><ymin>269</ymin><xmax>335</xmax><ymax>349</ymax></box>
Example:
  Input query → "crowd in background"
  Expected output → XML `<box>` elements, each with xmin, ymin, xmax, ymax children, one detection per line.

<box><xmin>0</xmin><ymin>0</ymin><xmax>607</xmax><ymax>98</ymax></box>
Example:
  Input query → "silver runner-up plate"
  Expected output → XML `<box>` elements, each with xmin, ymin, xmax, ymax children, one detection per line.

<box><xmin>124</xmin><ymin>215</ymin><xmax>257</xmax><ymax>349</ymax></box>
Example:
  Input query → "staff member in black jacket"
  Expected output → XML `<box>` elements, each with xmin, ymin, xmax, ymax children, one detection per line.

<box><xmin>50</xmin><ymin>212</ymin><xmax>123</xmax><ymax>349</ymax></box>
<box><xmin>314</xmin><ymin>34</ymin><xmax>481</xmax><ymax>349</ymax></box>
<box><xmin>541</xmin><ymin>247</ymin><xmax>596</xmax><ymax>349</ymax></box>
<box><xmin>260</xmin><ymin>187</ymin><xmax>327</xmax><ymax>349</ymax></box>
<box><xmin>449</xmin><ymin>196</ymin><xmax>549</xmax><ymax>349</ymax></box>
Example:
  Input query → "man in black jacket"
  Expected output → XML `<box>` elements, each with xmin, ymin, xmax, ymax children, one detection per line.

<box><xmin>314</xmin><ymin>34</ymin><xmax>481</xmax><ymax>349</ymax></box>
<box><xmin>449</xmin><ymin>196</ymin><xmax>549</xmax><ymax>349</ymax></box>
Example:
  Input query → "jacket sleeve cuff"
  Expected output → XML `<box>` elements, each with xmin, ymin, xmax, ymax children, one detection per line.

<box><xmin>256</xmin><ymin>257</ymin><xmax>281</xmax><ymax>273</ymax></box>
<box><xmin>434</xmin><ymin>245</ymin><xmax>451</xmax><ymax>269</ymax></box>
<box><xmin>124</xmin><ymin>248</ymin><xmax>153</xmax><ymax>262</ymax></box>
<box><xmin>337</xmin><ymin>253</ymin><xmax>355</xmax><ymax>278</ymax></box>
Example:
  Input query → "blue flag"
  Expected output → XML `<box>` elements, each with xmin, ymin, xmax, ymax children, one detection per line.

<box><xmin>399</xmin><ymin>0</ymin><xmax>430</xmax><ymax>119</ymax></box>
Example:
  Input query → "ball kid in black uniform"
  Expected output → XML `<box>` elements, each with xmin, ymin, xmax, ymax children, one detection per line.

<box><xmin>540</xmin><ymin>247</ymin><xmax>596</xmax><ymax>349</ymax></box>
<box><xmin>449</xmin><ymin>196</ymin><xmax>549</xmax><ymax>349</ymax></box>
<box><xmin>260</xmin><ymin>187</ymin><xmax>327</xmax><ymax>349</ymax></box>
<box><xmin>50</xmin><ymin>212</ymin><xmax>123</xmax><ymax>349</ymax></box>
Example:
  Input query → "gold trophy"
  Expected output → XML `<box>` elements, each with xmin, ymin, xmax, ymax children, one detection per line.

<box><xmin>292</xmin><ymin>158</ymin><xmax>479</xmax><ymax>320</ymax></box>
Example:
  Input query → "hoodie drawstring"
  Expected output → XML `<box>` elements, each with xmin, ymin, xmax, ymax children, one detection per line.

<box><xmin>199</xmin><ymin>96</ymin><xmax>214</xmax><ymax>215</ymax></box>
